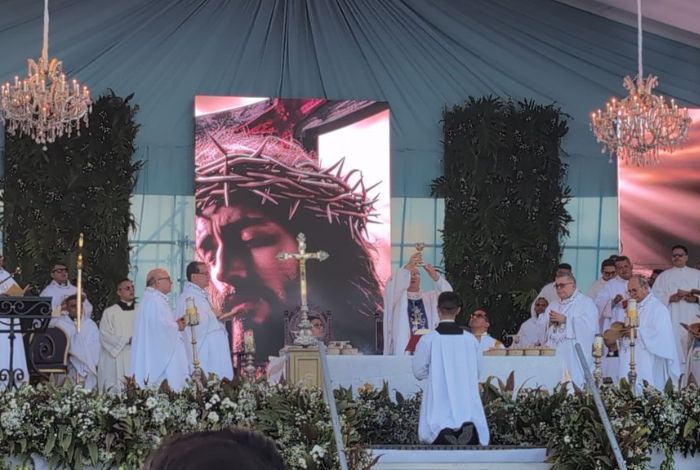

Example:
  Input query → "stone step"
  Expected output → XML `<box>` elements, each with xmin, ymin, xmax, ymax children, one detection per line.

<box><xmin>370</xmin><ymin>445</ymin><xmax>551</xmax><ymax>470</ymax></box>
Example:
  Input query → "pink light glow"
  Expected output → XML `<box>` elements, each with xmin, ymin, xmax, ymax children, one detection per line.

<box><xmin>194</xmin><ymin>96</ymin><xmax>267</xmax><ymax>117</ymax></box>
<box><xmin>618</xmin><ymin>109</ymin><xmax>700</xmax><ymax>269</ymax></box>
<box><xmin>318</xmin><ymin>110</ymin><xmax>392</xmax><ymax>283</ymax></box>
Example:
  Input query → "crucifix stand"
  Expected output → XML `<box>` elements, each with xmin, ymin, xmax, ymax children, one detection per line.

<box><xmin>277</xmin><ymin>233</ymin><xmax>329</xmax><ymax>387</ymax></box>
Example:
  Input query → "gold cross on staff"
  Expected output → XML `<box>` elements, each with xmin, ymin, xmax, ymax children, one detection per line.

<box><xmin>276</xmin><ymin>232</ymin><xmax>329</xmax><ymax>311</ymax></box>
<box><xmin>276</xmin><ymin>233</ymin><xmax>329</xmax><ymax>346</ymax></box>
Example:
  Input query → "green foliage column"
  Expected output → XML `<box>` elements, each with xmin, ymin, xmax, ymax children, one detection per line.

<box><xmin>2</xmin><ymin>92</ymin><xmax>142</xmax><ymax>319</ymax></box>
<box><xmin>432</xmin><ymin>97</ymin><xmax>571</xmax><ymax>338</ymax></box>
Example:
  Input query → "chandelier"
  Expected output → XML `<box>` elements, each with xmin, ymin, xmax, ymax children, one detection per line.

<box><xmin>0</xmin><ymin>0</ymin><xmax>91</xmax><ymax>149</ymax></box>
<box><xmin>590</xmin><ymin>0</ymin><xmax>691</xmax><ymax>166</ymax></box>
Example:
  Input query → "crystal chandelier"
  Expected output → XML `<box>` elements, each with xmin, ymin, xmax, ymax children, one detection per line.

<box><xmin>590</xmin><ymin>0</ymin><xmax>691</xmax><ymax>166</ymax></box>
<box><xmin>0</xmin><ymin>0</ymin><xmax>91</xmax><ymax>149</ymax></box>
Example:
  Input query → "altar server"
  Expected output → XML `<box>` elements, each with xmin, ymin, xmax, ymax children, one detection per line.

<box><xmin>176</xmin><ymin>262</ymin><xmax>233</xmax><ymax>380</ymax></box>
<box><xmin>516</xmin><ymin>297</ymin><xmax>548</xmax><ymax>348</ymax></box>
<box><xmin>98</xmin><ymin>278</ymin><xmax>138</xmax><ymax>392</ymax></box>
<box><xmin>543</xmin><ymin>273</ymin><xmax>598</xmax><ymax>387</ymax></box>
<box><xmin>652</xmin><ymin>245</ymin><xmax>700</xmax><ymax>367</ymax></box>
<box><xmin>413</xmin><ymin>292</ymin><xmax>489</xmax><ymax>445</ymax></box>
<box><xmin>608</xmin><ymin>276</ymin><xmax>680</xmax><ymax>391</ymax></box>
<box><xmin>383</xmin><ymin>252</ymin><xmax>452</xmax><ymax>355</ymax></box>
<box><xmin>130</xmin><ymin>269</ymin><xmax>190</xmax><ymax>391</ymax></box>
<box><xmin>53</xmin><ymin>294</ymin><xmax>101</xmax><ymax>389</ymax></box>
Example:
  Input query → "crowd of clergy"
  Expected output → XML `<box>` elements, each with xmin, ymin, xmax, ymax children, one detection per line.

<box><xmin>384</xmin><ymin>245</ymin><xmax>700</xmax><ymax>393</ymax></box>
<box><xmin>0</xmin><ymin>259</ymin><xmax>232</xmax><ymax>392</ymax></box>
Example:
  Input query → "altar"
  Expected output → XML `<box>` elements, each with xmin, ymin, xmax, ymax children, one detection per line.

<box><xmin>324</xmin><ymin>355</ymin><xmax>566</xmax><ymax>397</ymax></box>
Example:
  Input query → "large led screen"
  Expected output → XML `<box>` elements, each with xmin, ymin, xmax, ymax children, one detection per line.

<box><xmin>194</xmin><ymin>97</ymin><xmax>391</xmax><ymax>361</ymax></box>
<box><xmin>618</xmin><ymin>109</ymin><xmax>700</xmax><ymax>270</ymax></box>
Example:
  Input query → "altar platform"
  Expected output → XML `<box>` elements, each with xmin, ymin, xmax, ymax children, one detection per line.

<box><xmin>325</xmin><ymin>355</ymin><xmax>566</xmax><ymax>397</ymax></box>
<box><xmin>370</xmin><ymin>445</ymin><xmax>549</xmax><ymax>470</ymax></box>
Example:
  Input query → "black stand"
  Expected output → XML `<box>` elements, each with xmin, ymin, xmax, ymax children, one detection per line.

<box><xmin>0</xmin><ymin>296</ymin><xmax>52</xmax><ymax>389</ymax></box>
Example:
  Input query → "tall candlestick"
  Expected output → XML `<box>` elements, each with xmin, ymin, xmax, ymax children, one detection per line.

<box><xmin>592</xmin><ymin>334</ymin><xmax>604</xmax><ymax>386</ymax></box>
<box><xmin>185</xmin><ymin>297</ymin><xmax>202</xmax><ymax>382</ymax></box>
<box><xmin>243</xmin><ymin>330</ymin><xmax>256</xmax><ymax>380</ymax></box>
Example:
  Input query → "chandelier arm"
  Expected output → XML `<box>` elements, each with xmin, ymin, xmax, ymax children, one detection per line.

<box><xmin>41</xmin><ymin>0</ymin><xmax>49</xmax><ymax>70</ymax></box>
<box><xmin>637</xmin><ymin>0</ymin><xmax>643</xmax><ymax>80</ymax></box>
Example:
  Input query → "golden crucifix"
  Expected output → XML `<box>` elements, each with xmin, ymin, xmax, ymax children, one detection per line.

<box><xmin>276</xmin><ymin>233</ymin><xmax>329</xmax><ymax>346</ymax></box>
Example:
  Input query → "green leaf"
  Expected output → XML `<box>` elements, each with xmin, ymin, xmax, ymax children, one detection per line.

<box><xmin>683</xmin><ymin>418</ymin><xmax>698</xmax><ymax>438</ymax></box>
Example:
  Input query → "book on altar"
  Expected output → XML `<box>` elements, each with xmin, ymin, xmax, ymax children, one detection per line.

<box><xmin>404</xmin><ymin>329</ymin><xmax>430</xmax><ymax>354</ymax></box>
<box><xmin>1</xmin><ymin>284</ymin><xmax>29</xmax><ymax>297</ymax></box>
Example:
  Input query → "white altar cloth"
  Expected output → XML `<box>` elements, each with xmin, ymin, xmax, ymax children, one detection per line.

<box><xmin>325</xmin><ymin>355</ymin><xmax>566</xmax><ymax>397</ymax></box>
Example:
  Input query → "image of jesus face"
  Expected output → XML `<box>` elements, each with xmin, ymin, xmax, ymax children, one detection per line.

<box><xmin>195</xmin><ymin>202</ymin><xmax>300</xmax><ymax>325</ymax></box>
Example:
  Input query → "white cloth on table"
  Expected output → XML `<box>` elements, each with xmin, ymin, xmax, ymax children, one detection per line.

<box><xmin>176</xmin><ymin>282</ymin><xmax>233</xmax><ymax>380</ymax></box>
<box><xmin>40</xmin><ymin>281</ymin><xmax>93</xmax><ymax>318</ymax></box>
<box><xmin>412</xmin><ymin>328</ymin><xmax>489</xmax><ymax>445</ymax></box>
<box><xmin>129</xmin><ymin>287</ymin><xmax>190</xmax><ymax>391</ymax></box>
<box><xmin>652</xmin><ymin>266</ymin><xmax>700</xmax><ymax>367</ymax></box>
<box><xmin>382</xmin><ymin>268</ymin><xmax>452</xmax><ymax>355</ymax></box>
<box><xmin>53</xmin><ymin>314</ymin><xmax>100</xmax><ymax>389</ymax></box>
<box><xmin>543</xmin><ymin>290</ymin><xmax>598</xmax><ymax>387</ymax></box>
<box><xmin>97</xmin><ymin>302</ymin><xmax>137</xmax><ymax>392</ymax></box>
<box><xmin>616</xmin><ymin>293</ymin><xmax>681</xmax><ymax>391</ymax></box>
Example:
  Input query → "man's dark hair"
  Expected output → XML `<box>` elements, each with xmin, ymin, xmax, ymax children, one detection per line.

<box><xmin>652</xmin><ymin>268</ymin><xmax>665</xmax><ymax>275</ymax></box>
<box><xmin>116</xmin><ymin>278</ymin><xmax>132</xmax><ymax>288</ymax></box>
<box><xmin>615</xmin><ymin>255</ymin><xmax>631</xmax><ymax>264</ymax></box>
<box><xmin>63</xmin><ymin>294</ymin><xmax>78</xmax><ymax>305</ymax></box>
<box><xmin>672</xmin><ymin>244</ymin><xmax>689</xmax><ymax>255</ymax></box>
<box><xmin>557</xmin><ymin>263</ymin><xmax>572</xmax><ymax>271</ymax></box>
<box><xmin>438</xmin><ymin>291</ymin><xmax>462</xmax><ymax>311</ymax></box>
<box><xmin>601</xmin><ymin>259</ymin><xmax>616</xmax><ymax>270</ymax></box>
<box><xmin>143</xmin><ymin>428</ymin><xmax>286</xmax><ymax>470</ymax></box>
<box><xmin>186</xmin><ymin>261</ymin><xmax>205</xmax><ymax>282</ymax></box>
<box><xmin>49</xmin><ymin>259</ymin><xmax>67</xmax><ymax>271</ymax></box>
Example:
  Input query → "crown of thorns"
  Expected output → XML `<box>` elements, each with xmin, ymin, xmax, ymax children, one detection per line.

<box><xmin>195</xmin><ymin>135</ymin><xmax>379</xmax><ymax>243</ymax></box>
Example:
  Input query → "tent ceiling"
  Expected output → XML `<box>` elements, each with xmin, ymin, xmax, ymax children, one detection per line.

<box><xmin>556</xmin><ymin>0</ymin><xmax>700</xmax><ymax>48</ymax></box>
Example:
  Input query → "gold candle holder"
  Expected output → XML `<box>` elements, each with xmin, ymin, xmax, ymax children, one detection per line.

<box><xmin>625</xmin><ymin>299</ymin><xmax>639</xmax><ymax>390</ymax></box>
<box><xmin>243</xmin><ymin>329</ymin><xmax>256</xmax><ymax>380</ymax></box>
<box><xmin>592</xmin><ymin>334</ymin><xmax>604</xmax><ymax>386</ymax></box>
<box><xmin>185</xmin><ymin>297</ymin><xmax>203</xmax><ymax>382</ymax></box>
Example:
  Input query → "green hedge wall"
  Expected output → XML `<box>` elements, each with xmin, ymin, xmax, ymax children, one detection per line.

<box><xmin>432</xmin><ymin>97</ymin><xmax>572</xmax><ymax>338</ymax></box>
<box><xmin>2</xmin><ymin>91</ymin><xmax>142</xmax><ymax>319</ymax></box>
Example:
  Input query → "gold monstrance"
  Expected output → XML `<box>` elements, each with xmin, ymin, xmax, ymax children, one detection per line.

<box><xmin>276</xmin><ymin>233</ymin><xmax>329</xmax><ymax>347</ymax></box>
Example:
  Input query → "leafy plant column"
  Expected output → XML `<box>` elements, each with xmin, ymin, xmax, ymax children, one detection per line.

<box><xmin>432</xmin><ymin>97</ymin><xmax>571</xmax><ymax>337</ymax></box>
<box><xmin>2</xmin><ymin>91</ymin><xmax>142</xmax><ymax>320</ymax></box>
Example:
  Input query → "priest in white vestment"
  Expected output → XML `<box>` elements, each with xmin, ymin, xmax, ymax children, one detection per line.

<box><xmin>40</xmin><ymin>261</ymin><xmax>93</xmax><ymax>317</ymax></box>
<box><xmin>413</xmin><ymin>292</ymin><xmax>489</xmax><ymax>445</ymax></box>
<box><xmin>383</xmin><ymin>253</ymin><xmax>452</xmax><ymax>355</ymax></box>
<box><xmin>516</xmin><ymin>297</ymin><xmax>548</xmax><ymax>348</ymax></box>
<box><xmin>651</xmin><ymin>245</ymin><xmax>700</xmax><ymax>368</ymax></box>
<box><xmin>98</xmin><ymin>278</ymin><xmax>137</xmax><ymax>392</ymax></box>
<box><xmin>176</xmin><ymin>262</ymin><xmax>233</xmax><ymax>380</ymax></box>
<box><xmin>609</xmin><ymin>276</ymin><xmax>680</xmax><ymax>391</ymax></box>
<box><xmin>468</xmin><ymin>309</ymin><xmax>504</xmax><ymax>354</ymax></box>
<box><xmin>595</xmin><ymin>256</ymin><xmax>634</xmax><ymax>379</ymax></box>
<box><xmin>529</xmin><ymin>263</ymin><xmax>572</xmax><ymax>318</ymax></box>
<box><xmin>586</xmin><ymin>258</ymin><xmax>617</xmax><ymax>300</ymax></box>
<box><xmin>0</xmin><ymin>254</ymin><xmax>28</xmax><ymax>388</ymax></box>
<box><xmin>130</xmin><ymin>269</ymin><xmax>190</xmax><ymax>391</ymax></box>
<box><xmin>543</xmin><ymin>274</ymin><xmax>598</xmax><ymax>387</ymax></box>
<box><xmin>53</xmin><ymin>295</ymin><xmax>101</xmax><ymax>389</ymax></box>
